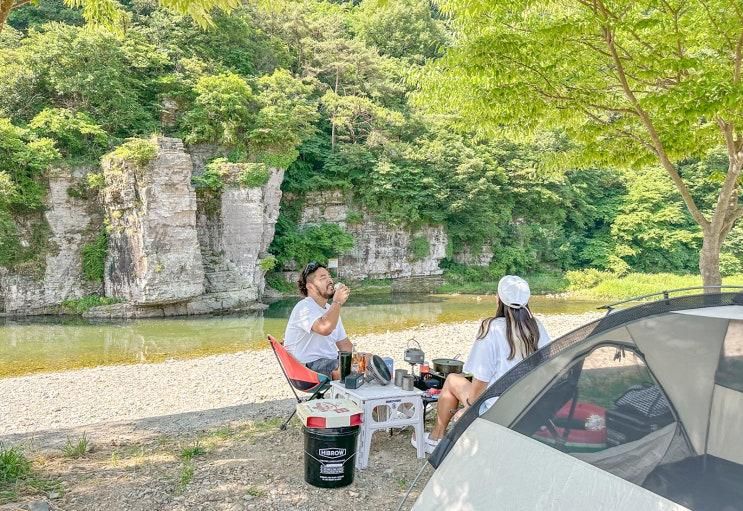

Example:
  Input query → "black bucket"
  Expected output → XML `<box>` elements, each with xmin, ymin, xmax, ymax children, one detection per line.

<box><xmin>303</xmin><ymin>425</ymin><xmax>359</xmax><ymax>488</ymax></box>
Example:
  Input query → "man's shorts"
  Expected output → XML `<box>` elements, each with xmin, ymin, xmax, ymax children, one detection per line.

<box><xmin>306</xmin><ymin>357</ymin><xmax>339</xmax><ymax>378</ymax></box>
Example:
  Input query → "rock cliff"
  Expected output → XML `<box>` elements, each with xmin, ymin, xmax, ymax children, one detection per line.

<box><xmin>0</xmin><ymin>169</ymin><xmax>100</xmax><ymax>314</ymax></box>
<box><xmin>299</xmin><ymin>190</ymin><xmax>448</xmax><ymax>281</ymax></box>
<box><xmin>102</xmin><ymin>137</ymin><xmax>205</xmax><ymax>304</ymax></box>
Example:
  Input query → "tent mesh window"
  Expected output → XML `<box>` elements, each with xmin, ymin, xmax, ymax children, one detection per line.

<box><xmin>511</xmin><ymin>346</ymin><xmax>682</xmax><ymax>474</ymax></box>
<box><xmin>716</xmin><ymin>319</ymin><xmax>743</xmax><ymax>392</ymax></box>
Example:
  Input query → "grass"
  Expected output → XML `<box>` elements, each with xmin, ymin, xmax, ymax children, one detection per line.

<box><xmin>0</xmin><ymin>445</ymin><xmax>61</xmax><ymax>505</ymax></box>
<box><xmin>62</xmin><ymin>433</ymin><xmax>90</xmax><ymax>459</ymax></box>
<box><xmin>437</xmin><ymin>269</ymin><xmax>568</xmax><ymax>295</ymax></box>
<box><xmin>178</xmin><ymin>442</ymin><xmax>206</xmax><ymax>461</ymax></box>
<box><xmin>567</xmin><ymin>271</ymin><xmax>743</xmax><ymax>302</ymax></box>
<box><xmin>246</xmin><ymin>486</ymin><xmax>265</xmax><ymax>497</ymax></box>
<box><xmin>60</xmin><ymin>295</ymin><xmax>121</xmax><ymax>314</ymax></box>
<box><xmin>177</xmin><ymin>461</ymin><xmax>194</xmax><ymax>492</ymax></box>
<box><xmin>0</xmin><ymin>445</ymin><xmax>31</xmax><ymax>484</ymax></box>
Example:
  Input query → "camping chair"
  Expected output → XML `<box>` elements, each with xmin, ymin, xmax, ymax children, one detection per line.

<box><xmin>268</xmin><ymin>335</ymin><xmax>331</xmax><ymax>430</ymax></box>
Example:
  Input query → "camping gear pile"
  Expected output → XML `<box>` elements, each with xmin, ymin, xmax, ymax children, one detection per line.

<box><xmin>411</xmin><ymin>290</ymin><xmax>743</xmax><ymax>511</ymax></box>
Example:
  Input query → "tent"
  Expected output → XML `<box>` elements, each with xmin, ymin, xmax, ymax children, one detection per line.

<box><xmin>412</xmin><ymin>291</ymin><xmax>743</xmax><ymax>511</ymax></box>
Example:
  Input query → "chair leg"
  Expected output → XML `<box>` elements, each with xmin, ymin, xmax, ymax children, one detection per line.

<box><xmin>280</xmin><ymin>408</ymin><xmax>297</xmax><ymax>431</ymax></box>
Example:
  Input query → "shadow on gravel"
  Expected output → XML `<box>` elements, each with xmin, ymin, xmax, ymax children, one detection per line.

<box><xmin>0</xmin><ymin>398</ymin><xmax>298</xmax><ymax>452</ymax></box>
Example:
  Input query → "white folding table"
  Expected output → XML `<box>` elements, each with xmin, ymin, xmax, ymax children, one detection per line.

<box><xmin>328</xmin><ymin>380</ymin><xmax>426</xmax><ymax>469</ymax></box>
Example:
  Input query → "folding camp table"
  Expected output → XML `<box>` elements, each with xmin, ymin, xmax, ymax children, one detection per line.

<box><xmin>328</xmin><ymin>380</ymin><xmax>426</xmax><ymax>469</ymax></box>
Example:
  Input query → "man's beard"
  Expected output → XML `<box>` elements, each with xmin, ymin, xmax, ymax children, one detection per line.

<box><xmin>321</xmin><ymin>284</ymin><xmax>335</xmax><ymax>300</ymax></box>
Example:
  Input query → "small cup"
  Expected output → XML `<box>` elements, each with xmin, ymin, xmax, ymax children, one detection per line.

<box><xmin>394</xmin><ymin>368</ymin><xmax>408</xmax><ymax>387</ymax></box>
<box><xmin>401</xmin><ymin>374</ymin><xmax>415</xmax><ymax>391</ymax></box>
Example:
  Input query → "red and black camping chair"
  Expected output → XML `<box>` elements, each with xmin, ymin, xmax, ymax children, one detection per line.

<box><xmin>268</xmin><ymin>335</ymin><xmax>331</xmax><ymax>430</ymax></box>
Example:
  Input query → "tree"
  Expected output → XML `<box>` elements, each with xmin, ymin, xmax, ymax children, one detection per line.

<box><xmin>0</xmin><ymin>0</ymin><xmax>240</xmax><ymax>33</ymax></box>
<box><xmin>420</xmin><ymin>0</ymin><xmax>743</xmax><ymax>287</ymax></box>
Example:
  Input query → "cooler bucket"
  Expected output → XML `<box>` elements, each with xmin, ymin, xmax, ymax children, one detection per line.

<box><xmin>303</xmin><ymin>425</ymin><xmax>360</xmax><ymax>488</ymax></box>
<box><xmin>295</xmin><ymin>399</ymin><xmax>363</xmax><ymax>489</ymax></box>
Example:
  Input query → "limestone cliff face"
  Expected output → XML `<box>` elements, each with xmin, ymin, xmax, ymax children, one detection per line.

<box><xmin>299</xmin><ymin>190</ymin><xmax>448</xmax><ymax>280</ymax></box>
<box><xmin>453</xmin><ymin>245</ymin><xmax>494</xmax><ymax>267</ymax></box>
<box><xmin>102</xmin><ymin>137</ymin><xmax>205</xmax><ymax>304</ymax></box>
<box><xmin>0</xmin><ymin>169</ymin><xmax>100</xmax><ymax>314</ymax></box>
<box><xmin>193</xmin><ymin>165</ymin><xmax>284</xmax><ymax>313</ymax></box>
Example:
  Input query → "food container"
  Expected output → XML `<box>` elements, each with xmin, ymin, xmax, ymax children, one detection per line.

<box><xmin>432</xmin><ymin>355</ymin><xmax>464</xmax><ymax>376</ymax></box>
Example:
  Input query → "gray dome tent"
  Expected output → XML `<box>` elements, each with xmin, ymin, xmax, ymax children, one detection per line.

<box><xmin>412</xmin><ymin>291</ymin><xmax>743</xmax><ymax>511</ymax></box>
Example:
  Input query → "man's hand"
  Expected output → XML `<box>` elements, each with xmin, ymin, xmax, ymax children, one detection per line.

<box><xmin>333</xmin><ymin>283</ymin><xmax>350</xmax><ymax>305</ymax></box>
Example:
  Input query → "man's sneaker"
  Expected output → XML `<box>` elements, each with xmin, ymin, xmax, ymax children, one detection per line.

<box><xmin>411</xmin><ymin>432</ymin><xmax>441</xmax><ymax>454</ymax></box>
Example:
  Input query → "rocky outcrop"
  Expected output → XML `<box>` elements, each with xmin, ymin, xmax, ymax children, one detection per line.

<box><xmin>192</xmin><ymin>165</ymin><xmax>284</xmax><ymax>314</ymax></box>
<box><xmin>299</xmin><ymin>190</ymin><xmax>448</xmax><ymax>280</ymax></box>
<box><xmin>102</xmin><ymin>137</ymin><xmax>205</xmax><ymax>304</ymax></box>
<box><xmin>0</xmin><ymin>169</ymin><xmax>100</xmax><ymax>314</ymax></box>
<box><xmin>453</xmin><ymin>245</ymin><xmax>494</xmax><ymax>267</ymax></box>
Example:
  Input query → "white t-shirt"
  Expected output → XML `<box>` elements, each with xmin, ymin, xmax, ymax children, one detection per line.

<box><xmin>463</xmin><ymin>316</ymin><xmax>552</xmax><ymax>413</ymax></box>
<box><xmin>283</xmin><ymin>297</ymin><xmax>347</xmax><ymax>363</ymax></box>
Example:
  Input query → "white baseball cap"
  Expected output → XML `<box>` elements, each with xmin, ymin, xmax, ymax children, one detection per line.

<box><xmin>497</xmin><ymin>275</ymin><xmax>531</xmax><ymax>309</ymax></box>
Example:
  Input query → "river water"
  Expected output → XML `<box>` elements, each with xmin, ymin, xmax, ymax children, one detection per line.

<box><xmin>0</xmin><ymin>294</ymin><xmax>604</xmax><ymax>378</ymax></box>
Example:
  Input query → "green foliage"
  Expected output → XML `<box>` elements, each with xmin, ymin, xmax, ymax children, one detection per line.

<box><xmin>271</xmin><ymin>220</ymin><xmax>354</xmax><ymax>268</ymax></box>
<box><xmin>182</xmin><ymin>72</ymin><xmax>257</xmax><ymax>146</ymax></box>
<box><xmin>353</xmin><ymin>0</ymin><xmax>449</xmax><ymax>63</ymax></box>
<box><xmin>81</xmin><ymin>229</ymin><xmax>108</xmax><ymax>282</ymax></box>
<box><xmin>409</xmin><ymin>235</ymin><xmax>429</xmax><ymax>261</ymax></box>
<box><xmin>60</xmin><ymin>295</ymin><xmax>120</xmax><ymax>314</ymax></box>
<box><xmin>29</xmin><ymin>108</ymin><xmax>108</xmax><ymax>159</ymax></box>
<box><xmin>258</xmin><ymin>255</ymin><xmax>277</xmax><ymax>272</ymax></box>
<box><xmin>193</xmin><ymin>158</ymin><xmax>270</xmax><ymax>191</ymax></box>
<box><xmin>264</xmin><ymin>271</ymin><xmax>295</xmax><ymax>293</ymax></box>
<box><xmin>62</xmin><ymin>433</ymin><xmax>90</xmax><ymax>458</ymax></box>
<box><xmin>179</xmin><ymin>442</ymin><xmax>206</xmax><ymax>461</ymax></box>
<box><xmin>0</xmin><ymin>23</ymin><xmax>159</xmax><ymax>135</ymax></box>
<box><xmin>0</xmin><ymin>118</ymin><xmax>58</xmax><ymax>211</ymax></box>
<box><xmin>103</xmin><ymin>138</ymin><xmax>158</xmax><ymax>168</ymax></box>
<box><xmin>346</xmin><ymin>210</ymin><xmax>363</xmax><ymax>225</ymax></box>
<box><xmin>565</xmin><ymin>269</ymin><xmax>614</xmax><ymax>291</ymax></box>
<box><xmin>0</xmin><ymin>445</ymin><xmax>30</xmax><ymax>484</ymax></box>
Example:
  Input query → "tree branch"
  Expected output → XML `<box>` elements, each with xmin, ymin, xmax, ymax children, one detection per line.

<box><xmin>712</xmin><ymin>119</ymin><xmax>743</xmax><ymax>234</ymax></box>
<box><xmin>602</xmin><ymin>21</ymin><xmax>710</xmax><ymax>229</ymax></box>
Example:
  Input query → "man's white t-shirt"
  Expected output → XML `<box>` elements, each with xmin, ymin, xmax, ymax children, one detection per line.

<box><xmin>463</xmin><ymin>316</ymin><xmax>552</xmax><ymax>413</ymax></box>
<box><xmin>283</xmin><ymin>297</ymin><xmax>347</xmax><ymax>363</ymax></box>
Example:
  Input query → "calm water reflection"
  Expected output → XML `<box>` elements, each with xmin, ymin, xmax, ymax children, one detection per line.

<box><xmin>0</xmin><ymin>294</ymin><xmax>603</xmax><ymax>377</ymax></box>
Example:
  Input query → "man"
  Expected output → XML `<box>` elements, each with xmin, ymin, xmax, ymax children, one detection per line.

<box><xmin>283</xmin><ymin>261</ymin><xmax>352</xmax><ymax>380</ymax></box>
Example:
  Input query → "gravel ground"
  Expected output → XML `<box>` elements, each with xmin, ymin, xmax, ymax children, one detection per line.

<box><xmin>0</xmin><ymin>313</ymin><xmax>602</xmax><ymax>511</ymax></box>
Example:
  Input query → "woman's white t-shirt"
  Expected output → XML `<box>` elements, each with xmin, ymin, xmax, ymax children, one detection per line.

<box><xmin>463</xmin><ymin>316</ymin><xmax>552</xmax><ymax>413</ymax></box>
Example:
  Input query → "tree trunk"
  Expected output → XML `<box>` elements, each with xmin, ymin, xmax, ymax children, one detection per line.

<box><xmin>0</xmin><ymin>0</ymin><xmax>14</xmax><ymax>33</ymax></box>
<box><xmin>699</xmin><ymin>233</ymin><xmax>722</xmax><ymax>290</ymax></box>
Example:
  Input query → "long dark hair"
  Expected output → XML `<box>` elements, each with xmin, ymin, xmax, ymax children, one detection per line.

<box><xmin>476</xmin><ymin>300</ymin><xmax>540</xmax><ymax>360</ymax></box>
<box><xmin>297</xmin><ymin>261</ymin><xmax>326</xmax><ymax>297</ymax></box>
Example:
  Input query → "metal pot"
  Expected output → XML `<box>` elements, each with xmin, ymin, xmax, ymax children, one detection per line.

<box><xmin>404</xmin><ymin>339</ymin><xmax>425</xmax><ymax>365</ymax></box>
<box><xmin>432</xmin><ymin>355</ymin><xmax>464</xmax><ymax>376</ymax></box>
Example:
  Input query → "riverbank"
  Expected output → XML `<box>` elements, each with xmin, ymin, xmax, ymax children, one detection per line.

<box><xmin>0</xmin><ymin>312</ymin><xmax>599</xmax><ymax>442</ymax></box>
<box><xmin>0</xmin><ymin>312</ymin><xmax>600</xmax><ymax>510</ymax></box>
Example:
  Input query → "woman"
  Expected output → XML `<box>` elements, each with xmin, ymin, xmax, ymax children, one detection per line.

<box><xmin>418</xmin><ymin>275</ymin><xmax>552</xmax><ymax>453</ymax></box>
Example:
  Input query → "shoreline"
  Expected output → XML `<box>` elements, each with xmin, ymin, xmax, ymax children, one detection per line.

<box><xmin>0</xmin><ymin>312</ymin><xmax>601</xmax><ymax>446</ymax></box>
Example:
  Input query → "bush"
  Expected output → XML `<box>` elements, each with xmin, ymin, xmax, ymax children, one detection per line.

<box><xmin>720</xmin><ymin>253</ymin><xmax>743</xmax><ymax>277</ymax></box>
<box><xmin>258</xmin><ymin>255</ymin><xmax>276</xmax><ymax>272</ymax></box>
<box><xmin>103</xmin><ymin>138</ymin><xmax>158</xmax><ymax>168</ymax></box>
<box><xmin>409</xmin><ymin>235</ymin><xmax>429</xmax><ymax>261</ymax></box>
<box><xmin>61</xmin><ymin>295</ymin><xmax>120</xmax><ymax>314</ymax></box>
<box><xmin>29</xmin><ymin>108</ymin><xmax>108</xmax><ymax>159</ymax></box>
<box><xmin>238</xmin><ymin>163</ymin><xmax>270</xmax><ymax>188</ymax></box>
<box><xmin>182</xmin><ymin>73</ymin><xmax>256</xmax><ymax>146</ymax></box>
<box><xmin>0</xmin><ymin>445</ymin><xmax>31</xmax><ymax>484</ymax></box>
<box><xmin>81</xmin><ymin>229</ymin><xmax>108</xmax><ymax>282</ymax></box>
<box><xmin>566</xmin><ymin>268</ymin><xmax>614</xmax><ymax>291</ymax></box>
<box><xmin>264</xmin><ymin>271</ymin><xmax>295</xmax><ymax>293</ymax></box>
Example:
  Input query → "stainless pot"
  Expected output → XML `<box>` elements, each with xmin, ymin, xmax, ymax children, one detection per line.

<box><xmin>404</xmin><ymin>339</ymin><xmax>425</xmax><ymax>365</ymax></box>
<box><xmin>432</xmin><ymin>354</ymin><xmax>464</xmax><ymax>376</ymax></box>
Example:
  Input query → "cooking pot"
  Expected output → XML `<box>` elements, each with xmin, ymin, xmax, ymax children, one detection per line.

<box><xmin>432</xmin><ymin>355</ymin><xmax>464</xmax><ymax>376</ymax></box>
<box><xmin>404</xmin><ymin>339</ymin><xmax>425</xmax><ymax>365</ymax></box>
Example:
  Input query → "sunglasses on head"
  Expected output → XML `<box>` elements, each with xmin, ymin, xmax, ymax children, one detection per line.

<box><xmin>302</xmin><ymin>261</ymin><xmax>325</xmax><ymax>279</ymax></box>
